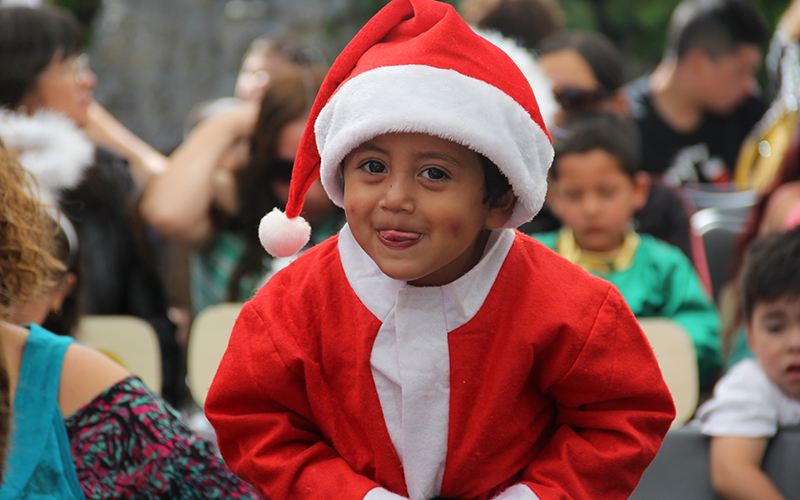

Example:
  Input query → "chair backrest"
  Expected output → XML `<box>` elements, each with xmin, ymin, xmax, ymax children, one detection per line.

<box><xmin>629</xmin><ymin>426</ymin><xmax>800</xmax><ymax>500</ymax></box>
<box><xmin>681</xmin><ymin>183</ymin><xmax>756</xmax><ymax>213</ymax></box>
<box><xmin>187</xmin><ymin>302</ymin><xmax>244</xmax><ymax>406</ymax></box>
<box><xmin>638</xmin><ymin>318</ymin><xmax>699</xmax><ymax>427</ymax></box>
<box><xmin>691</xmin><ymin>208</ymin><xmax>747</xmax><ymax>303</ymax></box>
<box><xmin>73</xmin><ymin>315</ymin><xmax>162</xmax><ymax>394</ymax></box>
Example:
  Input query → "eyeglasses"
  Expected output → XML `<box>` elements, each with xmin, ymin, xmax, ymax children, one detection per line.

<box><xmin>553</xmin><ymin>86</ymin><xmax>610</xmax><ymax>115</ymax></box>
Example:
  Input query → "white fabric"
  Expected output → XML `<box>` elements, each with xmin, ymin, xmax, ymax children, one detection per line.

<box><xmin>491</xmin><ymin>484</ymin><xmax>541</xmax><ymax>500</ymax></box>
<box><xmin>0</xmin><ymin>109</ymin><xmax>94</xmax><ymax>207</ymax></box>
<box><xmin>339</xmin><ymin>225</ymin><xmax>515</xmax><ymax>500</ymax></box>
<box><xmin>473</xmin><ymin>28</ymin><xmax>557</xmax><ymax>130</ymax></box>
<box><xmin>364</xmin><ymin>487</ymin><xmax>410</xmax><ymax>500</ymax></box>
<box><xmin>696</xmin><ymin>358</ymin><xmax>800</xmax><ymax>437</ymax></box>
<box><xmin>316</xmin><ymin>65</ymin><xmax>553</xmax><ymax>229</ymax></box>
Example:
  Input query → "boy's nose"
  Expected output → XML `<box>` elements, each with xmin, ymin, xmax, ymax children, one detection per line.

<box><xmin>582</xmin><ymin>195</ymin><xmax>601</xmax><ymax>215</ymax></box>
<box><xmin>787</xmin><ymin>329</ymin><xmax>800</xmax><ymax>350</ymax></box>
<box><xmin>379</xmin><ymin>180</ymin><xmax>415</xmax><ymax>213</ymax></box>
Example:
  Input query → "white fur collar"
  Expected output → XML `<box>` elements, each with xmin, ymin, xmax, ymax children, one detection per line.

<box><xmin>0</xmin><ymin>109</ymin><xmax>94</xmax><ymax>206</ymax></box>
<box><xmin>472</xmin><ymin>28</ymin><xmax>558</xmax><ymax>129</ymax></box>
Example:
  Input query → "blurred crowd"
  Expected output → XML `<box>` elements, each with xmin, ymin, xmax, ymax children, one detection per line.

<box><xmin>2</xmin><ymin>0</ymin><xmax>800</xmax><ymax>499</ymax></box>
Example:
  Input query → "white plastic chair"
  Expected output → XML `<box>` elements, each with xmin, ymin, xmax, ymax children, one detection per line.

<box><xmin>638</xmin><ymin>318</ymin><xmax>699</xmax><ymax>427</ymax></box>
<box><xmin>187</xmin><ymin>302</ymin><xmax>244</xmax><ymax>406</ymax></box>
<box><xmin>73</xmin><ymin>315</ymin><xmax>162</xmax><ymax>394</ymax></box>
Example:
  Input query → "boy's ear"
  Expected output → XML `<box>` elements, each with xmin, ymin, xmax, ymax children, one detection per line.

<box><xmin>548</xmin><ymin>180</ymin><xmax>563</xmax><ymax>219</ymax></box>
<box><xmin>746</xmin><ymin>322</ymin><xmax>758</xmax><ymax>354</ymax></box>
<box><xmin>633</xmin><ymin>172</ymin><xmax>650</xmax><ymax>210</ymax></box>
<box><xmin>485</xmin><ymin>191</ymin><xmax>517</xmax><ymax>229</ymax></box>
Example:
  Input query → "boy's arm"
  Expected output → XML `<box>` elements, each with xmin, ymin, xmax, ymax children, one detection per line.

<box><xmin>205</xmin><ymin>301</ymin><xmax>396</xmax><ymax>500</ymax></box>
<box><xmin>710</xmin><ymin>436</ymin><xmax>786</xmax><ymax>500</ymax></box>
<box><xmin>505</xmin><ymin>287</ymin><xmax>676</xmax><ymax>500</ymax></box>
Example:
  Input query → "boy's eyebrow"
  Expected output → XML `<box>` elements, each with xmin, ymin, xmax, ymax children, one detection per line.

<box><xmin>414</xmin><ymin>151</ymin><xmax>464</xmax><ymax>167</ymax></box>
<box><xmin>350</xmin><ymin>143</ymin><xmax>389</xmax><ymax>156</ymax></box>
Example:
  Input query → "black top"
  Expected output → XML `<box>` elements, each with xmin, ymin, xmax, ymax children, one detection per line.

<box><xmin>58</xmin><ymin>148</ymin><xmax>184</xmax><ymax>406</ymax></box>
<box><xmin>625</xmin><ymin>75</ymin><xmax>767</xmax><ymax>184</ymax></box>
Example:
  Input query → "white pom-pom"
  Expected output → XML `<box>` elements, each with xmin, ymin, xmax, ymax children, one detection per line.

<box><xmin>259</xmin><ymin>208</ymin><xmax>312</xmax><ymax>257</ymax></box>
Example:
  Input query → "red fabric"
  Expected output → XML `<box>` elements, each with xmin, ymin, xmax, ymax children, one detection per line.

<box><xmin>286</xmin><ymin>0</ymin><xmax>548</xmax><ymax>219</ymax></box>
<box><xmin>206</xmin><ymin>233</ymin><xmax>675</xmax><ymax>500</ymax></box>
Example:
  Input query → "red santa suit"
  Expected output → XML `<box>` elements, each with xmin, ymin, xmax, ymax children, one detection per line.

<box><xmin>206</xmin><ymin>225</ymin><xmax>675</xmax><ymax>500</ymax></box>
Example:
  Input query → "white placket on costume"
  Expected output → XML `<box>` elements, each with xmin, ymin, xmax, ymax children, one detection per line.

<box><xmin>339</xmin><ymin>224</ymin><xmax>515</xmax><ymax>500</ymax></box>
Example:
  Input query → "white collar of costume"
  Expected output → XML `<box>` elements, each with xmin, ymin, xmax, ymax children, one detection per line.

<box><xmin>338</xmin><ymin>224</ymin><xmax>515</xmax><ymax>500</ymax></box>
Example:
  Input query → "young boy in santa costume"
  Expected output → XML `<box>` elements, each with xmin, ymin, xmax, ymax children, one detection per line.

<box><xmin>205</xmin><ymin>1</ymin><xmax>676</xmax><ymax>499</ymax></box>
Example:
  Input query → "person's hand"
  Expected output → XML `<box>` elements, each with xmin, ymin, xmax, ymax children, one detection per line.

<box><xmin>203</xmin><ymin>101</ymin><xmax>260</xmax><ymax>140</ymax></box>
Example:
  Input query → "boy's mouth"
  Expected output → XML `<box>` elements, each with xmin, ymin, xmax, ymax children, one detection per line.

<box><xmin>377</xmin><ymin>229</ymin><xmax>422</xmax><ymax>249</ymax></box>
<box><xmin>785</xmin><ymin>364</ymin><xmax>800</xmax><ymax>379</ymax></box>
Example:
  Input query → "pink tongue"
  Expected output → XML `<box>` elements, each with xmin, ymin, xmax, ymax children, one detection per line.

<box><xmin>380</xmin><ymin>230</ymin><xmax>419</xmax><ymax>241</ymax></box>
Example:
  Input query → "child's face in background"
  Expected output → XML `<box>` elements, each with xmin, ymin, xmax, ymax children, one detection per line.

<box><xmin>748</xmin><ymin>295</ymin><xmax>800</xmax><ymax>400</ymax></box>
<box><xmin>342</xmin><ymin>132</ymin><xmax>513</xmax><ymax>287</ymax></box>
<box><xmin>550</xmin><ymin>149</ymin><xmax>647</xmax><ymax>253</ymax></box>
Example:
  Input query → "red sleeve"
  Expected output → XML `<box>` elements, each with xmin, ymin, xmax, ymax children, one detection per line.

<box><xmin>204</xmin><ymin>300</ymin><xmax>380</xmax><ymax>500</ymax></box>
<box><xmin>518</xmin><ymin>286</ymin><xmax>676</xmax><ymax>500</ymax></box>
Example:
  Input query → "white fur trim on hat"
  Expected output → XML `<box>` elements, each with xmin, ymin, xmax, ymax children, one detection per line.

<box><xmin>0</xmin><ymin>109</ymin><xmax>94</xmax><ymax>206</ymax></box>
<box><xmin>316</xmin><ymin>65</ymin><xmax>553</xmax><ymax>228</ymax></box>
<box><xmin>259</xmin><ymin>208</ymin><xmax>311</xmax><ymax>257</ymax></box>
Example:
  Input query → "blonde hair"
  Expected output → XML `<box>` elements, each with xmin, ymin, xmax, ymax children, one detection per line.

<box><xmin>0</xmin><ymin>140</ymin><xmax>64</xmax><ymax>320</ymax></box>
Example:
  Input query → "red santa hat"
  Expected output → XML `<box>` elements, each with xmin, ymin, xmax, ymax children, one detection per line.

<box><xmin>259</xmin><ymin>0</ymin><xmax>553</xmax><ymax>258</ymax></box>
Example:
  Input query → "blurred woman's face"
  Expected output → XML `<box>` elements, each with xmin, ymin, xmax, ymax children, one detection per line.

<box><xmin>234</xmin><ymin>52</ymin><xmax>295</xmax><ymax>103</ymax></box>
<box><xmin>19</xmin><ymin>53</ymin><xmax>96</xmax><ymax>128</ymax></box>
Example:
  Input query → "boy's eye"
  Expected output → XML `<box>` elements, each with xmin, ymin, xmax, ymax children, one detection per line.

<box><xmin>421</xmin><ymin>167</ymin><xmax>449</xmax><ymax>181</ymax></box>
<box><xmin>765</xmin><ymin>320</ymin><xmax>786</xmax><ymax>334</ymax></box>
<box><xmin>599</xmin><ymin>186</ymin><xmax>618</xmax><ymax>199</ymax></box>
<box><xmin>360</xmin><ymin>159</ymin><xmax>387</xmax><ymax>174</ymax></box>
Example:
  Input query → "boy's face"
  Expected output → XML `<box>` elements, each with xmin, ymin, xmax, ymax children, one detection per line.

<box><xmin>550</xmin><ymin>149</ymin><xmax>648</xmax><ymax>253</ymax></box>
<box><xmin>748</xmin><ymin>295</ymin><xmax>800</xmax><ymax>400</ymax></box>
<box><xmin>692</xmin><ymin>44</ymin><xmax>761</xmax><ymax>115</ymax></box>
<box><xmin>342</xmin><ymin>132</ymin><xmax>514</xmax><ymax>287</ymax></box>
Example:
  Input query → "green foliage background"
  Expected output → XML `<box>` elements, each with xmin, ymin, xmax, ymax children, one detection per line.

<box><xmin>559</xmin><ymin>0</ymin><xmax>787</xmax><ymax>73</ymax></box>
<box><xmin>48</xmin><ymin>0</ymin><xmax>789</xmax><ymax>78</ymax></box>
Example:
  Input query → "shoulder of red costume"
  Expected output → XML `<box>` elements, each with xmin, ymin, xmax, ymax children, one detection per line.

<box><xmin>250</xmin><ymin>234</ymin><xmax>346</xmax><ymax>303</ymax></box>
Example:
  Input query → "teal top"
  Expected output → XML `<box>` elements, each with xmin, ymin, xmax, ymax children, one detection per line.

<box><xmin>0</xmin><ymin>324</ymin><xmax>84</xmax><ymax>500</ymax></box>
<box><xmin>191</xmin><ymin>210</ymin><xmax>345</xmax><ymax>315</ymax></box>
<box><xmin>534</xmin><ymin>231</ymin><xmax>722</xmax><ymax>388</ymax></box>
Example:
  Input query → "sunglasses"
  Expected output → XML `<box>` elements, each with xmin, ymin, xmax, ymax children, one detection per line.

<box><xmin>553</xmin><ymin>87</ymin><xmax>610</xmax><ymax>114</ymax></box>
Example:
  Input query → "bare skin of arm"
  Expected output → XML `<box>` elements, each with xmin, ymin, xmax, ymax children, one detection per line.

<box><xmin>709</xmin><ymin>436</ymin><xmax>786</xmax><ymax>500</ymax></box>
<box><xmin>138</xmin><ymin>102</ymin><xmax>258</xmax><ymax>246</ymax></box>
<box><xmin>58</xmin><ymin>342</ymin><xmax>130</xmax><ymax>418</ymax></box>
<box><xmin>84</xmin><ymin>101</ymin><xmax>168</xmax><ymax>187</ymax></box>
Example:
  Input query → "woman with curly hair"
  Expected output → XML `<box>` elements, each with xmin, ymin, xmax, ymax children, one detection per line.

<box><xmin>0</xmin><ymin>143</ymin><xmax>259</xmax><ymax>499</ymax></box>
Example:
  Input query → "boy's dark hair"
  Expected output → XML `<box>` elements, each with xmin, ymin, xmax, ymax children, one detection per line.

<box><xmin>0</xmin><ymin>6</ymin><xmax>82</xmax><ymax>108</ymax></box>
<box><xmin>478</xmin><ymin>154</ymin><xmax>513</xmax><ymax>205</ymax></box>
<box><xmin>551</xmin><ymin>112</ymin><xmax>641</xmax><ymax>180</ymax></box>
<box><xmin>538</xmin><ymin>30</ymin><xmax>624</xmax><ymax>95</ymax></box>
<box><xmin>740</xmin><ymin>227</ymin><xmax>800</xmax><ymax>322</ymax></box>
<box><xmin>666</xmin><ymin>0</ymin><xmax>768</xmax><ymax>60</ymax></box>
